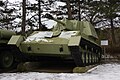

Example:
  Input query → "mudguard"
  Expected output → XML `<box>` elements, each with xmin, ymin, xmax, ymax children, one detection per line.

<box><xmin>68</xmin><ymin>36</ymin><xmax>81</xmax><ymax>46</ymax></box>
<box><xmin>8</xmin><ymin>35</ymin><xmax>24</xmax><ymax>47</ymax></box>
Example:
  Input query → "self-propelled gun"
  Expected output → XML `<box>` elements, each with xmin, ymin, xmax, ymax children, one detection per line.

<box><xmin>2</xmin><ymin>14</ymin><xmax>102</xmax><ymax>69</ymax></box>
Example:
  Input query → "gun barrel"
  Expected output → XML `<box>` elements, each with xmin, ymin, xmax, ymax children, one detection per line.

<box><xmin>45</xmin><ymin>14</ymin><xmax>65</xmax><ymax>26</ymax></box>
<box><xmin>52</xmin><ymin>18</ymin><xmax>65</xmax><ymax>26</ymax></box>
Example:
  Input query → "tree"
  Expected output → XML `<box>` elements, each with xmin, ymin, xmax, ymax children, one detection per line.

<box><xmin>55</xmin><ymin>0</ymin><xmax>80</xmax><ymax>20</ymax></box>
<box><xmin>0</xmin><ymin>0</ymin><xmax>18</xmax><ymax>30</ymax></box>
<box><xmin>66</xmin><ymin>0</ymin><xmax>72</xmax><ymax>19</ymax></box>
<box><xmin>80</xmin><ymin>0</ymin><xmax>120</xmax><ymax>45</ymax></box>
<box><xmin>22</xmin><ymin>0</ymin><xmax>26</xmax><ymax>35</ymax></box>
<box><xmin>98</xmin><ymin>0</ymin><xmax>120</xmax><ymax>45</ymax></box>
<box><xmin>38</xmin><ymin>0</ymin><xmax>42</xmax><ymax>30</ymax></box>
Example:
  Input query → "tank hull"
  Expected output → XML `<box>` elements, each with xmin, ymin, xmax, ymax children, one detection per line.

<box><xmin>19</xmin><ymin>34</ymin><xmax>101</xmax><ymax>66</ymax></box>
<box><xmin>0</xmin><ymin>29</ymin><xmax>15</xmax><ymax>40</ymax></box>
<box><xmin>5</xmin><ymin>19</ymin><xmax>102</xmax><ymax>69</ymax></box>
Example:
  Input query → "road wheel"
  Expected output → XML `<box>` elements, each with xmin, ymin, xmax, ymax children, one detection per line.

<box><xmin>0</xmin><ymin>51</ymin><xmax>15</xmax><ymax>69</ymax></box>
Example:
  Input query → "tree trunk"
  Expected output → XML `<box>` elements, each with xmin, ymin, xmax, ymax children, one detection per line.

<box><xmin>110</xmin><ymin>18</ymin><xmax>116</xmax><ymax>46</ymax></box>
<box><xmin>22</xmin><ymin>0</ymin><xmax>26</xmax><ymax>35</ymax></box>
<box><xmin>66</xmin><ymin>0</ymin><xmax>72</xmax><ymax>20</ymax></box>
<box><xmin>38</xmin><ymin>0</ymin><xmax>42</xmax><ymax>30</ymax></box>
<box><xmin>78</xmin><ymin>0</ymin><xmax>81</xmax><ymax>21</ymax></box>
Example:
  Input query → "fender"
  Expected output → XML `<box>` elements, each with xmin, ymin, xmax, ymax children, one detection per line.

<box><xmin>8</xmin><ymin>35</ymin><xmax>24</xmax><ymax>47</ymax></box>
<box><xmin>68</xmin><ymin>36</ymin><xmax>81</xmax><ymax>47</ymax></box>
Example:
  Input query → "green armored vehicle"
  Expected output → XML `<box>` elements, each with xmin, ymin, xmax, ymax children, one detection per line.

<box><xmin>0</xmin><ymin>29</ymin><xmax>16</xmax><ymax>69</ymax></box>
<box><xmin>1</xmin><ymin>14</ymin><xmax>102</xmax><ymax>69</ymax></box>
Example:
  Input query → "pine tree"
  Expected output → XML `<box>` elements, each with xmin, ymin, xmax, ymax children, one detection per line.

<box><xmin>80</xmin><ymin>0</ymin><xmax>120</xmax><ymax>45</ymax></box>
<box><xmin>0</xmin><ymin>0</ymin><xmax>18</xmax><ymax>30</ymax></box>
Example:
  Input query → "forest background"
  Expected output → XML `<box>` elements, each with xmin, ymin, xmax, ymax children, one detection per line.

<box><xmin>0</xmin><ymin>0</ymin><xmax>120</xmax><ymax>56</ymax></box>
